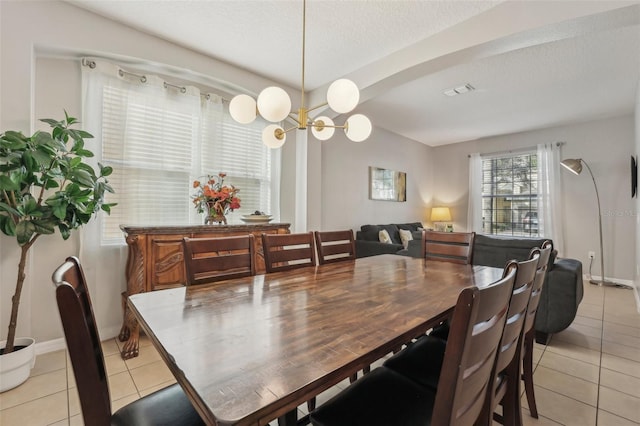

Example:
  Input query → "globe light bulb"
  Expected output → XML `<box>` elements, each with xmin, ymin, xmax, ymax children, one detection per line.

<box><xmin>229</xmin><ymin>94</ymin><xmax>257</xmax><ymax>124</ymax></box>
<box><xmin>344</xmin><ymin>114</ymin><xmax>372</xmax><ymax>142</ymax></box>
<box><xmin>327</xmin><ymin>79</ymin><xmax>360</xmax><ymax>114</ymax></box>
<box><xmin>262</xmin><ymin>124</ymin><xmax>286</xmax><ymax>148</ymax></box>
<box><xmin>257</xmin><ymin>87</ymin><xmax>291</xmax><ymax>122</ymax></box>
<box><xmin>311</xmin><ymin>116</ymin><xmax>335</xmax><ymax>141</ymax></box>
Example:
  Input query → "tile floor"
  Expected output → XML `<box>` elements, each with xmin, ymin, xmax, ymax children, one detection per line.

<box><xmin>1</xmin><ymin>282</ymin><xmax>639</xmax><ymax>425</ymax></box>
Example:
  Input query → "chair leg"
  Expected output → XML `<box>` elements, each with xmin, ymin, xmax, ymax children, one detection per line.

<box><xmin>363</xmin><ymin>365</ymin><xmax>371</xmax><ymax>375</ymax></box>
<box><xmin>307</xmin><ymin>397</ymin><xmax>316</xmax><ymax>412</ymax></box>
<box><xmin>522</xmin><ymin>331</ymin><xmax>538</xmax><ymax>419</ymax></box>
<box><xmin>349</xmin><ymin>373</ymin><xmax>357</xmax><ymax>383</ymax></box>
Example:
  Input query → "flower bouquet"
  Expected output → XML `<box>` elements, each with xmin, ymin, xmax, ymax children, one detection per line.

<box><xmin>192</xmin><ymin>173</ymin><xmax>241</xmax><ymax>224</ymax></box>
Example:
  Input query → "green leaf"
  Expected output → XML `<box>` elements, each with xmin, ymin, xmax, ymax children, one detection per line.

<box><xmin>100</xmin><ymin>164</ymin><xmax>113</xmax><ymax>177</ymax></box>
<box><xmin>69</xmin><ymin>169</ymin><xmax>95</xmax><ymax>187</ymax></box>
<box><xmin>16</xmin><ymin>220</ymin><xmax>35</xmax><ymax>245</ymax></box>
<box><xmin>40</xmin><ymin>118</ymin><xmax>62</xmax><ymax>127</ymax></box>
<box><xmin>0</xmin><ymin>175</ymin><xmax>19</xmax><ymax>191</ymax></box>
<box><xmin>0</xmin><ymin>202</ymin><xmax>20</xmax><ymax>216</ymax></box>
<box><xmin>53</xmin><ymin>202</ymin><xmax>67</xmax><ymax>220</ymax></box>
<box><xmin>32</xmin><ymin>220</ymin><xmax>55</xmax><ymax>235</ymax></box>
<box><xmin>0</xmin><ymin>215</ymin><xmax>16</xmax><ymax>236</ymax></box>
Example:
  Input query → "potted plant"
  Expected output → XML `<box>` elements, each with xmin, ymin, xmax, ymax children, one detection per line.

<box><xmin>0</xmin><ymin>112</ymin><xmax>115</xmax><ymax>391</ymax></box>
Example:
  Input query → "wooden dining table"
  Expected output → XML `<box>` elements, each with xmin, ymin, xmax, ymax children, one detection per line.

<box><xmin>127</xmin><ymin>254</ymin><xmax>503</xmax><ymax>426</ymax></box>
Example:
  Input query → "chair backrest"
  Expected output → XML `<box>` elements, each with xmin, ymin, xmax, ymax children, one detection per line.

<box><xmin>431</xmin><ymin>262</ymin><xmax>517</xmax><ymax>426</ymax></box>
<box><xmin>262</xmin><ymin>232</ymin><xmax>317</xmax><ymax>273</ymax></box>
<box><xmin>183</xmin><ymin>235</ymin><xmax>256</xmax><ymax>285</ymax></box>
<box><xmin>523</xmin><ymin>240</ymin><xmax>553</xmax><ymax>335</ymax></box>
<box><xmin>424</xmin><ymin>230</ymin><xmax>476</xmax><ymax>264</ymax></box>
<box><xmin>52</xmin><ymin>256</ymin><xmax>112</xmax><ymax>426</ymax></box>
<box><xmin>484</xmin><ymin>254</ymin><xmax>539</xmax><ymax>419</ymax></box>
<box><xmin>314</xmin><ymin>230</ymin><xmax>356</xmax><ymax>265</ymax></box>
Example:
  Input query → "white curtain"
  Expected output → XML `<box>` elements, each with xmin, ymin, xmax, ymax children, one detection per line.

<box><xmin>467</xmin><ymin>153</ymin><xmax>483</xmax><ymax>232</ymax></box>
<box><xmin>79</xmin><ymin>59</ymin><xmax>282</xmax><ymax>334</ymax></box>
<box><xmin>537</xmin><ymin>143</ymin><xmax>564</xmax><ymax>255</ymax></box>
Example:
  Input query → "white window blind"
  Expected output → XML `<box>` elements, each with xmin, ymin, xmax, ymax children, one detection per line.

<box><xmin>481</xmin><ymin>152</ymin><xmax>539</xmax><ymax>237</ymax></box>
<box><xmin>90</xmin><ymin>67</ymin><xmax>273</xmax><ymax>243</ymax></box>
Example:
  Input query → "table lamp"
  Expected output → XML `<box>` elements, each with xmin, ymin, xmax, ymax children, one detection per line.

<box><xmin>431</xmin><ymin>207</ymin><xmax>452</xmax><ymax>232</ymax></box>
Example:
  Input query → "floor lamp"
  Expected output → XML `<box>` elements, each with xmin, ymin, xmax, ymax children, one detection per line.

<box><xmin>560</xmin><ymin>158</ymin><xmax>632</xmax><ymax>289</ymax></box>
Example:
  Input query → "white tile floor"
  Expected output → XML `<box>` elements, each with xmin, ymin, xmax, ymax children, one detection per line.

<box><xmin>1</xmin><ymin>283</ymin><xmax>638</xmax><ymax>425</ymax></box>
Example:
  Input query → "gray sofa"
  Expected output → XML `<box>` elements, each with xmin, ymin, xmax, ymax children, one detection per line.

<box><xmin>355</xmin><ymin>222</ymin><xmax>424</xmax><ymax>258</ymax></box>
<box><xmin>472</xmin><ymin>234</ymin><xmax>583</xmax><ymax>344</ymax></box>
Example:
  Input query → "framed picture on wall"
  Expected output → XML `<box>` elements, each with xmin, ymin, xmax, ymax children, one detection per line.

<box><xmin>369</xmin><ymin>166</ymin><xmax>406</xmax><ymax>202</ymax></box>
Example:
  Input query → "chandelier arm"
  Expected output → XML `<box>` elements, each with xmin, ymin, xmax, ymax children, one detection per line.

<box><xmin>288</xmin><ymin>114</ymin><xmax>302</xmax><ymax>126</ymax></box>
<box><xmin>311</xmin><ymin>121</ymin><xmax>346</xmax><ymax>130</ymax></box>
<box><xmin>281</xmin><ymin>125</ymin><xmax>300</xmax><ymax>134</ymax></box>
<box><xmin>306</xmin><ymin>102</ymin><xmax>329</xmax><ymax>113</ymax></box>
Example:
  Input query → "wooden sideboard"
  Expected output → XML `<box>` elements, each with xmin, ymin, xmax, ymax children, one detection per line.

<box><xmin>118</xmin><ymin>223</ymin><xmax>290</xmax><ymax>359</ymax></box>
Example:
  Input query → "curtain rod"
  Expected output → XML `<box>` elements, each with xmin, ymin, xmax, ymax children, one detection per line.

<box><xmin>467</xmin><ymin>141</ymin><xmax>565</xmax><ymax>158</ymax></box>
<box><xmin>81</xmin><ymin>58</ymin><xmax>226</xmax><ymax>102</ymax></box>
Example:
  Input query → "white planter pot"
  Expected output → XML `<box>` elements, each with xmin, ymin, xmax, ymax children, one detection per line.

<box><xmin>0</xmin><ymin>337</ymin><xmax>36</xmax><ymax>392</ymax></box>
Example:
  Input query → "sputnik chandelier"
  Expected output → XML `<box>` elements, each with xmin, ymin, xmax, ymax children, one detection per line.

<box><xmin>228</xmin><ymin>0</ymin><xmax>372</xmax><ymax>148</ymax></box>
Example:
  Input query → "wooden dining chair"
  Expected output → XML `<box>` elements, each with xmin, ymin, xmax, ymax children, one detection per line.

<box><xmin>262</xmin><ymin>232</ymin><xmax>317</xmax><ymax>273</ymax></box>
<box><xmin>423</xmin><ymin>230</ymin><xmax>476</xmax><ymax>264</ymax></box>
<box><xmin>519</xmin><ymin>241</ymin><xmax>553</xmax><ymax>422</ymax></box>
<box><xmin>183</xmin><ymin>235</ymin><xmax>255</xmax><ymax>285</ymax></box>
<box><xmin>310</xmin><ymin>262</ymin><xmax>517</xmax><ymax>426</ymax></box>
<box><xmin>480</xmin><ymin>253</ymin><xmax>539</xmax><ymax>426</ymax></box>
<box><xmin>52</xmin><ymin>256</ymin><xmax>204</xmax><ymax>426</ymax></box>
<box><xmin>314</xmin><ymin>230</ymin><xmax>356</xmax><ymax>265</ymax></box>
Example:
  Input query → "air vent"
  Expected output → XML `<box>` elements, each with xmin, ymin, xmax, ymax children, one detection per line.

<box><xmin>443</xmin><ymin>83</ymin><xmax>475</xmax><ymax>97</ymax></box>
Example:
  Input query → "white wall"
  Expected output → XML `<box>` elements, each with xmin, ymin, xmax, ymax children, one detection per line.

<box><xmin>431</xmin><ymin>115</ymin><xmax>636</xmax><ymax>282</ymax></box>
<box><xmin>0</xmin><ymin>0</ymin><xmax>297</xmax><ymax>346</ymax></box>
<box><xmin>320</xmin><ymin>127</ymin><xmax>433</xmax><ymax>232</ymax></box>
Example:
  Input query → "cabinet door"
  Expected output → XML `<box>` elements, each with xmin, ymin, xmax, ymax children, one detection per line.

<box><xmin>148</xmin><ymin>236</ymin><xmax>186</xmax><ymax>291</ymax></box>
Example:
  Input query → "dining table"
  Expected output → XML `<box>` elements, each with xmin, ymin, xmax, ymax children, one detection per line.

<box><xmin>127</xmin><ymin>254</ymin><xmax>504</xmax><ymax>426</ymax></box>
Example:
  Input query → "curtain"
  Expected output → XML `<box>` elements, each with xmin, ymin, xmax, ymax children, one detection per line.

<box><xmin>79</xmin><ymin>59</ymin><xmax>281</xmax><ymax>334</ymax></box>
<box><xmin>467</xmin><ymin>153</ymin><xmax>483</xmax><ymax>232</ymax></box>
<box><xmin>537</xmin><ymin>143</ymin><xmax>564</xmax><ymax>255</ymax></box>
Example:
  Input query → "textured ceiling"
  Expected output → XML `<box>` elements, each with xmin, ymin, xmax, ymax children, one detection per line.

<box><xmin>68</xmin><ymin>0</ymin><xmax>640</xmax><ymax>147</ymax></box>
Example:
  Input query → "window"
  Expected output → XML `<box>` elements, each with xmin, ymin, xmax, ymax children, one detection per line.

<box><xmin>87</xmin><ymin>69</ymin><xmax>274</xmax><ymax>243</ymax></box>
<box><xmin>481</xmin><ymin>152</ymin><xmax>538</xmax><ymax>236</ymax></box>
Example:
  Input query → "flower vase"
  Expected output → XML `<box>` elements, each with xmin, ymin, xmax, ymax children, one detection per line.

<box><xmin>205</xmin><ymin>213</ymin><xmax>227</xmax><ymax>225</ymax></box>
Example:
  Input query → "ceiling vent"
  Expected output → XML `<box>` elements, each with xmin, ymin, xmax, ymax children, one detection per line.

<box><xmin>443</xmin><ymin>84</ymin><xmax>475</xmax><ymax>97</ymax></box>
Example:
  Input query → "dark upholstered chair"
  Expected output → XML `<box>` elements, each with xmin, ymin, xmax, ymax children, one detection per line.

<box><xmin>262</xmin><ymin>232</ymin><xmax>317</xmax><ymax>273</ymax></box>
<box><xmin>423</xmin><ymin>230</ymin><xmax>475</xmax><ymax>264</ymax></box>
<box><xmin>310</xmin><ymin>263</ymin><xmax>517</xmax><ymax>426</ymax></box>
<box><xmin>520</xmin><ymin>241</ymin><xmax>553</xmax><ymax>422</ymax></box>
<box><xmin>52</xmin><ymin>256</ymin><xmax>204</xmax><ymax>426</ymax></box>
<box><xmin>183</xmin><ymin>235</ymin><xmax>255</xmax><ymax>285</ymax></box>
<box><xmin>314</xmin><ymin>230</ymin><xmax>356</xmax><ymax>265</ymax></box>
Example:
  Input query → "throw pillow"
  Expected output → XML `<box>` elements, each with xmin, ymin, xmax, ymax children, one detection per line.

<box><xmin>399</xmin><ymin>229</ymin><xmax>413</xmax><ymax>249</ymax></box>
<box><xmin>379</xmin><ymin>229</ymin><xmax>392</xmax><ymax>244</ymax></box>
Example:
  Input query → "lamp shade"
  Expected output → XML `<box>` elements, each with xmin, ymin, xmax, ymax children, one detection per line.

<box><xmin>229</xmin><ymin>94</ymin><xmax>257</xmax><ymax>124</ymax></box>
<box><xmin>431</xmin><ymin>207</ymin><xmax>452</xmax><ymax>222</ymax></box>
<box><xmin>327</xmin><ymin>79</ymin><xmax>360</xmax><ymax>114</ymax></box>
<box><xmin>561</xmin><ymin>158</ymin><xmax>583</xmax><ymax>175</ymax></box>
<box><xmin>257</xmin><ymin>87</ymin><xmax>291</xmax><ymax>122</ymax></box>
<box><xmin>311</xmin><ymin>116</ymin><xmax>335</xmax><ymax>141</ymax></box>
<box><xmin>262</xmin><ymin>124</ymin><xmax>286</xmax><ymax>149</ymax></box>
<box><xmin>344</xmin><ymin>114</ymin><xmax>372</xmax><ymax>142</ymax></box>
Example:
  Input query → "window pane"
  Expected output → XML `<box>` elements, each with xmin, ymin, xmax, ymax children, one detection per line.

<box><xmin>481</xmin><ymin>152</ymin><xmax>538</xmax><ymax>237</ymax></box>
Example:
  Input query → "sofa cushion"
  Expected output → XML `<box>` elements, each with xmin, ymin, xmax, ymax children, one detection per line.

<box><xmin>379</xmin><ymin>229</ymin><xmax>393</xmax><ymax>244</ymax></box>
<box><xmin>473</xmin><ymin>234</ymin><xmax>548</xmax><ymax>268</ymax></box>
<box><xmin>396</xmin><ymin>222</ymin><xmax>423</xmax><ymax>232</ymax></box>
<box><xmin>399</xmin><ymin>229</ymin><xmax>413</xmax><ymax>248</ymax></box>
<box><xmin>361</xmin><ymin>224</ymin><xmax>401</xmax><ymax>244</ymax></box>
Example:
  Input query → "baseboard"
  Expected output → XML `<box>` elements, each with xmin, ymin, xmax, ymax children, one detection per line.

<box><xmin>33</xmin><ymin>324</ymin><xmax>123</xmax><ymax>355</ymax></box>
